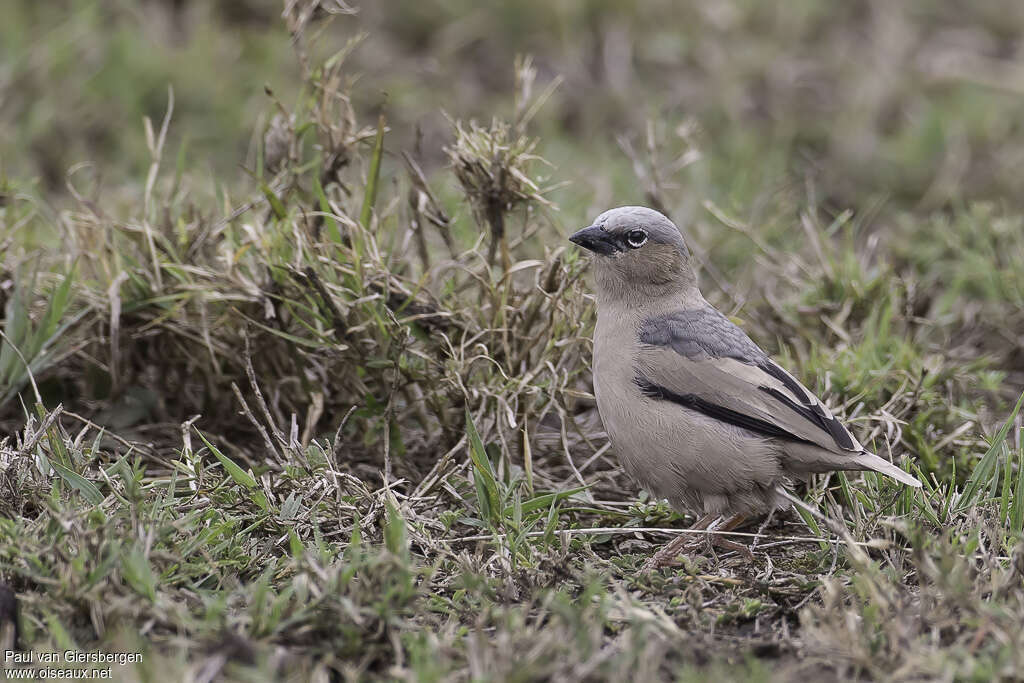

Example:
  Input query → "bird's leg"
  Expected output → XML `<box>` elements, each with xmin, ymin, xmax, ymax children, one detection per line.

<box><xmin>641</xmin><ymin>513</ymin><xmax>718</xmax><ymax>571</ymax></box>
<box><xmin>750</xmin><ymin>510</ymin><xmax>776</xmax><ymax>551</ymax></box>
<box><xmin>643</xmin><ymin>513</ymin><xmax>756</xmax><ymax>571</ymax></box>
<box><xmin>707</xmin><ymin>514</ymin><xmax>753</xmax><ymax>560</ymax></box>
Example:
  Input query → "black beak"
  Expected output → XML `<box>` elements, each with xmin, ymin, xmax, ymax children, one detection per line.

<box><xmin>568</xmin><ymin>225</ymin><xmax>619</xmax><ymax>256</ymax></box>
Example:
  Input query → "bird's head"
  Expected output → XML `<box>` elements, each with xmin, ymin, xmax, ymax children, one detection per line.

<box><xmin>569</xmin><ymin>206</ymin><xmax>697</xmax><ymax>302</ymax></box>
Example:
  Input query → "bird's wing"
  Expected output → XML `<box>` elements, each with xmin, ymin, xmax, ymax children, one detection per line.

<box><xmin>635</xmin><ymin>307</ymin><xmax>862</xmax><ymax>454</ymax></box>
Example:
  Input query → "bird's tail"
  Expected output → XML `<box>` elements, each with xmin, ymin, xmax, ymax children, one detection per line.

<box><xmin>853</xmin><ymin>450</ymin><xmax>922</xmax><ymax>488</ymax></box>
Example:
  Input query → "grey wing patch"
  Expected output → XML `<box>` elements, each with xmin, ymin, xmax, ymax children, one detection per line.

<box><xmin>639</xmin><ymin>307</ymin><xmax>767</xmax><ymax>363</ymax></box>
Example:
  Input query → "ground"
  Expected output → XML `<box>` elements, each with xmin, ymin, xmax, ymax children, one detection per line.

<box><xmin>2</xmin><ymin>1</ymin><xmax>1024</xmax><ymax>681</ymax></box>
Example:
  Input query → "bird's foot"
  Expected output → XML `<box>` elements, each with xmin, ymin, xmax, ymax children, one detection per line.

<box><xmin>641</xmin><ymin>533</ymin><xmax>697</xmax><ymax>572</ymax></box>
<box><xmin>641</xmin><ymin>513</ymin><xmax>719</xmax><ymax>572</ymax></box>
<box><xmin>709</xmin><ymin>536</ymin><xmax>754</xmax><ymax>561</ymax></box>
<box><xmin>641</xmin><ymin>514</ymin><xmax>753</xmax><ymax>572</ymax></box>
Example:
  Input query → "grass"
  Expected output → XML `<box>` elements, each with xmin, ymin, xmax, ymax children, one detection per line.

<box><xmin>3</xmin><ymin>1</ymin><xmax>1024</xmax><ymax>680</ymax></box>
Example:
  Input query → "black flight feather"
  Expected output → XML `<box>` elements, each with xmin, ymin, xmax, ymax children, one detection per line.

<box><xmin>636</xmin><ymin>376</ymin><xmax>817</xmax><ymax>446</ymax></box>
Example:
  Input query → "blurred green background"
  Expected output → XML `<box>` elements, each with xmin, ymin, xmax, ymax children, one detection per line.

<box><xmin>6</xmin><ymin>0</ymin><xmax>1024</xmax><ymax>220</ymax></box>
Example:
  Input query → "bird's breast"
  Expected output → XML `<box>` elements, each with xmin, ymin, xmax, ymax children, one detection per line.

<box><xmin>592</xmin><ymin>309</ymin><xmax>650</xmax><ymax>475</ymax></box>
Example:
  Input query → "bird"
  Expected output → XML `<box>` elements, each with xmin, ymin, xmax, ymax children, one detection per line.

<box><xmin>568</xmin><ymin>206</ymin><xmax>921</xmax><ymax>569</ymax></box>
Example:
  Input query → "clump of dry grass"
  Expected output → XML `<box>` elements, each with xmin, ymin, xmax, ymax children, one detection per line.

<box><xmin>38</xmin><ymin>5</ymin><xmax>602</xmax><ymax>519</ymax></box>
<box><xmin>446</xmin><ymin>56</ymin><xmax>560</xmax><ymax>274</ymax></box>
<box><xmin>447</xmin><ymin>117</ymin><xmax>546</xmax><ymax>268</ymax></box>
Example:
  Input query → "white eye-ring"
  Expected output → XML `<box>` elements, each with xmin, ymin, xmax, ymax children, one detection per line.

<box><xmin>625</xmin><ymin>229</ymin><xmax>648</xmax><ymax>249</ymax></box>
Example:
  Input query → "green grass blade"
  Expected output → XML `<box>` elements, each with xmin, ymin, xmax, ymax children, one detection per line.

<box><xmin>195</xmin><ymin>428</ymin><xmax>257</xmax><ymax>489</ymax></box>
<box><xmin>1000</xmin><ymin>441</ymin><xmax>1013</xmax><ymax>525</ymax></box>
<box><xmin>383</xmin><ymin>497</ymin><xmax>409</xmax><ymax>562</ymax></box>
<box><xmin>261</xmin><ymin>182</ymin><xmax>288</xmax><ymax>220</ymax></box>
<box><xmin>122</xmin><ymin>545</ymin><xmax>158</xmax><ymax>602</ymax></box>
<box><xmin>505</xmin><ymin>485</ymin><xmax>590</xmax><ymax>517</ymax></box>
<box><xmin>0</xmin><ymin>287</ymin><xmax>29</xmax><ymax>383</ymax></box>
<box><xmin>314</xmin><ymin>175</ymin><xmax>343</xmax><ymax>244</ymax></box>
<box><xmin>48</xmin><ymin>460</ymin><xmax>104</xmax><ymax>505</ymax></box>
<box><xmin>29</xmin><ymin>267</ymin><xmax>75</xmax><ymax>357</ymax></box>
<box><xmin>466</xmin><ymin>410</ymin><xmax>500</xmax><ymax>526</ymax></box>
<box><xmin>1013</xmin><ymin>436</ymin><xmax>1024</xmax><ymax>536</ymax></box>
<box><xmin>959</xmin><ymin>391</ymin><xmax>1024</xmax><ymax>511</ymax></box>
<box><xmin>359</xmin><ymin>112</ymin><xmax>385</xmax><ymax>229</ymax></box>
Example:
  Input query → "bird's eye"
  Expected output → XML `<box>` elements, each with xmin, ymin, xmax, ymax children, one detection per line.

<box><xmin>625</xmin><ymin>229</ymin><xmax>648</xmax><ymax>249</ymax></box>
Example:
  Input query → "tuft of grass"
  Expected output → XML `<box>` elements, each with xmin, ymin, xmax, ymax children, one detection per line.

<box><xmin>446</xmin><ymin>116</ymin><xmax>556</xmax><ymax>274</ymax></box>
<box><xmin>0</xmin><ymin>269</ymin><xmax>77</xmax><ymax>409</ymax></box>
